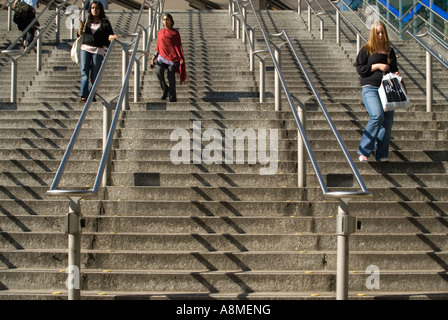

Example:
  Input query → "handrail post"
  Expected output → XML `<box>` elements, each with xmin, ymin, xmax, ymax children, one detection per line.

<box><xmin>426</xmin><ymin>51</ymin><xmax>433</xmax><ymax>112</ymax></box>
<box><xmin>242</xmin><ymin>5</ymin><xmax>247</xmax><ymax>43</ymax></box>
<box><xmin>55</xmin><ymin>7</ymin><xmax>61</xmax><ymax>44</ymax></box>
<box><xmin>298</xmin><ymin>0</ymin><xmax>301</xmax><ymax>15</ymax></box>
<box><xmin>274</xmin><ymin>46</ymin><xmax>281</xmax><ymax>111</ymax></box>
<box><xmin>356</xmin><ymin>34</ymin><xmax>361</xmax><ymax>53</ymax></box>
<box><xmin>308</xmin><ymin>4</ymin><xmax>312</xmax><ymax>32</ymax></box>
<box><xmin>66</xmin><ymin>197</ymin><xmax>82</xmax><ymax>300</ymax></box>
<box><xmin>259</xmin><ymin>59</ymin><xmax>265</xmax><ymax>102</ymax></box>
<box><xmin>134</xmin><ymin>58</ymin><xmax>140</xmax><ymax>102</ymax></box>
<box><xmin>10</xmin><ymin>58</ymin><xmax>17</xmax><ymax>103</ymax></box>
<box><xmin>102</xmin><ymin>104</ymin><xmax>112</xmax><ymax>186</ymax></box>
<box><xmin>8</xmin><ymin>3</ymin><xmax>12</xmax><ymax>31</ymax></box>
<box><xmin>297</xmin><ymin>103</ymin><xmax>306</xmax><ymax>187</ymax></box>
<box><xmin>336</xmin><ymin>198</ymin><xmax>353</xmax><ymax>300</ymax></box>
<box><xmin>36</xmin><ymin>30</ymin><xmax>42</xmax><ymax>71</ymax></box>
<box><xmin>142</xmin><ymin>28</ymin><xmax>148</xmax><ymax>70</ymax></box>
<box><xmin>122</xmin><ymin>45</ymin><xmax>129</xmax><ymax>110</ymax></box>
<box><xmin>249</xmin><ymin>28</ymin><xmax>255</xmax><ymax>71</ymax></box>
<box><xmin>336</xmin><ymin>10</ymin><xmax>340</xmax><ymax>44</ymax></box>
<box><xmin>320</xmin><ymin>18</ymin><xmax>324</xmax><ymax>40</ymax></box>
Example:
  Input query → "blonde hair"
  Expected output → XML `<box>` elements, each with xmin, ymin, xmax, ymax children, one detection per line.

<box><xmin>364</xmin><ymin>21</ymin><xmax>391</xmax><ymax>55</ymax></box>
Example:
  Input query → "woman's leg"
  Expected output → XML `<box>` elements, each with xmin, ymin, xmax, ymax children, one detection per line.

<box><xmin>358</xmin><ymin>86</ymin><xmax>390</xmax><ymax>159</ymax></box>
<box><xmin>80</xmin><ymin>50</ymin><xmax>92</xmax><ymax>99</ymax></box>
<box><xmin>167</xmin><ymin>65</ymin><xmax>178</xmax><ymax>102</ymax></box>
<box><xmin>89</xmin><ymin>53</ymin><xmax>104</xmax><ymax>98</ymax></box>
<box><xmin>375</xmin><ymin>110</ymin><xmax>394</xmax><ymax>160</ymax></box>
<box><xmin>155</xmin><ymin>62</ymin><xmax>169</xmax><ymax>98</ymax></box>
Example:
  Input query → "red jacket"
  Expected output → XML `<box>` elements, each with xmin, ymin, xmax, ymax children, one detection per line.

<box><xmin>156</xmin><ymin>28</ymin><xmax>187</xmax><ymax>84</ymax></box>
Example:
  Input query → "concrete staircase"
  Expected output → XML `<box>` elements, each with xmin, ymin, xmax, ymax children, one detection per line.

<box><xmin>0</xmin><ymin>7</ymin><xmax>447</xmax><ymax>299</ymax></box>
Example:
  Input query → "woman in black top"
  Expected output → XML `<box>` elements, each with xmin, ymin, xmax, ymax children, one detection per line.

<box><xmin>77</xmin><ymin>1</ymin><xmax>117</xmax><ymax>102</ymax></box>
<box><xmin>355</xmin><ymin>21</ymin><xmax>400</xmax><ymax>162</ymax></box>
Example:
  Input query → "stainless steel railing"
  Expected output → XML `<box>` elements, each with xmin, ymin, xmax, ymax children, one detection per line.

<box><xmin>0</xmin><ymin>0</ymin><xmax>68</xmax><ymax>102</ymax></box>
<box><xmin>230</xmin><ymin>0</ymin><xmax>371</xmax><ymax>300</ymax></box>
<box><xmin>329</xmin><ymin>0</ymin><xmax>448</xmax><ymax>112</ymax></box>
<box><xmin>45</xmin><ymin>0</ymin><xmax>164</xmax><ymax>299</ymax></box>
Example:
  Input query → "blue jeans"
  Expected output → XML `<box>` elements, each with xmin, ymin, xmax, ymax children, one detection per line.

<box><xmin>80</xmin><ymin>49</ymin><xmax>104</xmax><ymax>98</ymax></box>
<box><xmin>358</xmin><ymin>86</ymin><xmax>395</xmax><ymax>160</ymax></box>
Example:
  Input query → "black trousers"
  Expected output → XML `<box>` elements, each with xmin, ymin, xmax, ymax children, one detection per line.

<box><xmin>155</xmin><ymin>61</ymin><xmax>178</xmax><ymax>102</ymax></box>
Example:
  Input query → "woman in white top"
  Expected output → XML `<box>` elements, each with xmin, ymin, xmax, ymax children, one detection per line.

<box><xmin>77</xmin><ymin>1</ymin><xmax>117</xmax><ymax>102</ymax></box>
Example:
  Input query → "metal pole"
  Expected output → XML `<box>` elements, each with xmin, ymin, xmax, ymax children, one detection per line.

<box><xmin>336</xmin><ymin>198</ymin><xmax>353</xmax><ymax>300</ymax></box>
<box><xmin>249</xmin><ymin>28</ymin><xmax>254</xmax><ymax>72</ymax></box>
<box><xmin>297</xmin><ymin>105</ymin><xmax>306</xmax><ymax>187</ymax></box>
<box><xmin>242</xmin><ymin>6</ymin><xmax>246</xmax><ymax>43</ymax></box>
<box><xmin>55</xmin><ymin>7</ymin><xmax>61</xmax><ymax>44</ymax></box>
<box><xmin>134</xmin><ymin>58</ymin><xmax>140</xmax><ymax>102</ymax></box>
<box><xmin>259</xmin><ymin>59</ymin><xmax>265</xmax><ymax>103</ymax></box>
<box><xmin>336</xmin><ymin>11</ymin><xmax>340</xmax><ymax>45</ymax></box>
<box><xmin>102</xmin><ymin>105</ymin><xmax>112</xmax><ymax>186</ymax></box>
<box><xmin>11</xmin><ymin>58</ymin><xmax>17</xmax><ymax>103</ymax></box>
<box><xmin>142</xmin><ymin>28</ymin><xmax>148</xmax><ymax>71</ymax></box>
<box><xmin>426</xmin><ymin>51</ymin><xmax>432</xmax><ymax>112</ymax></box>
<box><xmin>8</xmin><ymin>5</ymin><xmax>12</xmax><ymax>31</ymax></box>
<box><xmin>320</xmin><ymin>19</ymin><xmax>324</xmax><ymax>40</ymax></box>
<box><xmin>308</xmin><ymin>5</ymin><xmax>311</xmax><ymax>32</ymax></box>
<box><xmin>122</xmin><ymin>45</ymin><xmax>129</xmax><ymax>110</ymax></box>
<box><xmin>67</xmin><ymin>197</ymin><xmax>82</xmax><ymax>300</ymax></box>
<box><xmin>37</xmin><ymin>31</ymin><xmax>42</xmax><ymax>71</ymax></box>
<box><xmin>274</xmin><ymin>47</ymin><xmax>281</xmax><ymax>111</ymax></box>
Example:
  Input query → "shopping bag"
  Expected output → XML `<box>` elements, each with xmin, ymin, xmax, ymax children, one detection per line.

<box><xmin>71</xmin><ymin>35</ymin><xmax>82</xmax><ymax>65</ymax></box>
<box><xmin>378</xmin><ymin>73</ymin><xmax>411</xmax><ymax>111</ymax></box>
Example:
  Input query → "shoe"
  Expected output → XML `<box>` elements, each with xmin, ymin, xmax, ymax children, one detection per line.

<box><xmin>161</xmin><ymin>90</ymin><xmax>169</xmax><ymax>100</ymax></box>
<box><xmin>79</xmin><ymin>96</ymin><xmax>86</xmax><ymax>103</ymax></box>
<box><xmin>358</xmin><ymin>155</ymin><xmax>368</xmax><ymax>163</ymax></box>
<box><xmin>377</xmin><ymin>158</ymin><xmax>389</xmax><ymax>162</ymax></box>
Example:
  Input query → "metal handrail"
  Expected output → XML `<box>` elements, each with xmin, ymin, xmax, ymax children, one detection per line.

<box><xmin>233</xmin><ymin>0</ymin><xmax>371</xmax><ymax>198</ymax></box>
<box><xmin>47</xmin><ymin>31</ymin><xmax>142</xmax><ymax>198</ymax></box>
<box><xmin>329</xmin><ymin>0</ymin><xmax>448</xmax><ymax>112</ymax></box>
<box><xmin>44</xmin><ymin>1</ymin><xmax>161</xmax><ymax>299</ymax></box>
<box><xmin>231</xmin><ymin>0</ymin><xmax>371</xmax><ymax>301</ymax></box>
<box><xmin>0</xmin><ymin>0</ymin><xmax>68</xmax><ymax>102</ymax></box>
<box><xmin>365</xmin><ymin>0</ymin><xmax>448</xmax><ymax>39</ymax></box>
<box><xmin>299</xmin><ymin>0</ymin><xmax>328</xmax><ymax>39</ymax></box>
<box><xmin>327</xmin><ymin>0</ymin><xmax>368</xmax><ymax>50</ymax></box>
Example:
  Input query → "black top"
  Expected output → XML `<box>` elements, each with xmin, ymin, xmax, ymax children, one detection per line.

<box><xmin>356</xmin><ymin>46</ymin><xmax>398</xmax><ymax>87</ymax></box>
<box><xmin>82</xmin><ymin>19</ymin><xmax>114</xmax><ymax>48</ymax></box>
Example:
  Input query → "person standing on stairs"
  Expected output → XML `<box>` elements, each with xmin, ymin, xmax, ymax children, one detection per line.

<box><xmin>150</xmin><ymin>13</ymin><xmax>187</xmax><ymax>102</ymax></box>
<box><xmin>12</xmin><ymin>0</ymin><xmax>39</xmax><ymax>50</ymax></box>
<box><xmin>77</xmin><ymin>1</ymin><xmax>118</xmax><ymax>103</ymax></box>
<box><xmin>355</xmin><ymin>21</ymin><xmax>401</xmax><ymax>163</ymax></box>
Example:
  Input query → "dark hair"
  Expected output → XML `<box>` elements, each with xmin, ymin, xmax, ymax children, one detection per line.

<box><xmin>163</xmin><ymin>13</ymin><xmax>174</xmax><ymax>26</ymax></box>
<box><xmin>88</xmin><ymin>1</ymin><xmax>107</xmax><ymax>22</ymax></box>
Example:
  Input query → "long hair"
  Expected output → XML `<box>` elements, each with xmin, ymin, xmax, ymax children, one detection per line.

<box><xmin>87</xmin><ymin>1</ymin><xmax>107</xmax><ymax>22</ymax></box>
<box><xmin>364</xmin><ymin>21</ymin><xmax>391</xmax><ymax>55</ymax></box>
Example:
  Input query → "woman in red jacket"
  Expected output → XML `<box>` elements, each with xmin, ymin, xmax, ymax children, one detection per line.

<box><xmin>150</xmin><ymin>13</ymin><xmax>186</xmax><ymax>102</ymax></box>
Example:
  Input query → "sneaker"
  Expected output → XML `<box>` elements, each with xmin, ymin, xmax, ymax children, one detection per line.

<box><xmin>358</xmin><ymin>155</ymin><xmax>368</xmax><ymax>163</ymax></box>
<box><xmin>377</xmin><ymin>158</ymin><xmax>389</xmax><ymax>162</ymax></box>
